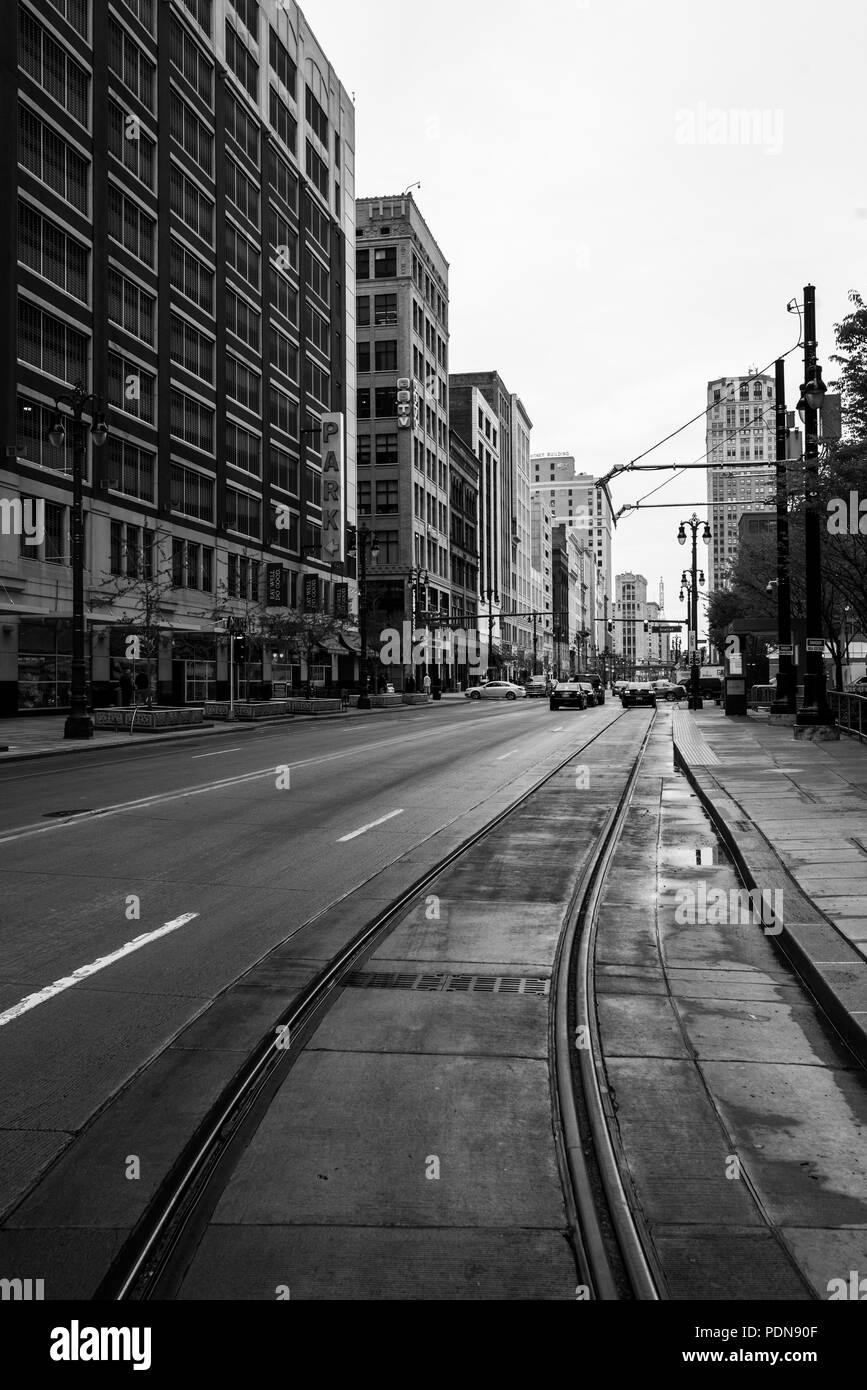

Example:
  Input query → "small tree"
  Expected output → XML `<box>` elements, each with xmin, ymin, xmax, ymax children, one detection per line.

<box><xmin>92</xmin><ymin>527</ymin><xmax>181</xmax><ymax>704</ymax></box>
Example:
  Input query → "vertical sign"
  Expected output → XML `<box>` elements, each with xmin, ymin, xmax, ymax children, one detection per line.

<box><xmin>321</xmin><ymin>412</ymin><xmax>344</xmax><ymax>564</ymax></box>
<box><xmin>303</xmin><ymin>575</ymin><xmax>319</xmax><ymax>612</ymax></box>
<box><xmin>333</xmin><ymin>583</ymin><xmax>349</xmax><ymax>618</ymax></box>
<box><xmin>267</xmin><ymin>564</ymin><xmax>288</xmax><ymax>607</ymax></box>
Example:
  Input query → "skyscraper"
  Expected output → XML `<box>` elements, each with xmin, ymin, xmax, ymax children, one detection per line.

<box><xmin>705</xmin><ymin>372</ymin><xmax>776</xmax><ymax>591</ymax></box>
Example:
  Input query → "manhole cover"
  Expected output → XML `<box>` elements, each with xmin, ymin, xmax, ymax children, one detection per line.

<box><xmin>42</xmin><ymin>810</ymin><xmax>92</xmax><ymax>819</ymax></box>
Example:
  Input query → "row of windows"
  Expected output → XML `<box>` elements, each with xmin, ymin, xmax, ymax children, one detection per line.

<box><xmin>109</xmin><ymin>98</ymin><xmax>155</xmax><ymax>188</ymax></box>
<box><xmin>270</xmin><ymin>87</ymin><xmax>297</xmax><ymax>157</ymax></box>
<box><xmin>20</xmin><ymin>7</ymin><xmax>90</xmax><ymax>129</ymax></box>
<box><xmin>358</xmin><ymin>480</ymin><xmax>399</xmax><ymax>515</ymax></box>
<box><xmin>45</xmin><ymin>0</ymin><xmax>89</xmax><ymax>39</ymax></box>
<box><xmin>108</xmin><ymin>351</ymin><xmax>155</xmax><ymax>423</ymax></box>
<box><xmin>226</xmin><ymin>288</ymin><xmax>261</xmax><ymax>351</ymax></box>
<box><xmin>226</xmin><ymin>354</ymin><xmax>261</xmax><ymax>413</ymax></box>
<box><xmin>170</xmin><ymin>312</ymin><xmax>214</xmax><ymax>382</ymax></box>
<box><xmin>108</xmin><ymin>267</ymin><xmax>155</xmax><ymax>345</ymax></box>
<box><xmin>109</xmin><ymin>183</ymin><xmax>156</xmax><ymax>266</ymax></box>
<box><xmin>358</xmin><ymin>435</ymin><xmax>399</xmax><ymax>466</ymax></box>
<box><xmin>357</xmin><ymin>247</ymin><xmax>397</xmax><ymax>281</ymax></box>
<box><xmin>170</xmin><ymin>12</ymin><xmax>214</xmax><ymax>104</ymax></box>
<box><xmin>170</xmin><ymin>164</ymin><xmax>214</xmax><ymax>244</ymax></box>
<box><xmin>305</xmin><ymin>87</ymin><xmax>328</xmax><ymax>146</ymax></box>
<box><xmin>226</xmin><ymin>88</ymin><xmax>259</xmax><ymax>163</ymax></box>
<box><xmin>357</xmin><ymin>340</ymin><xmax>398</xmax><ymax>374</ymax></box>
<box><xmin>108</xmin><ymin>15</ymin><xmax>156</xmax><ymax>112</ymax></box>
<box><xmin>19</xmin><ymin>103</ymin><xmax>89</xmax><ymax>213</ymax></box>
<box><xmin>18</xmin><ymin>297</ymin><xmax>88</xmax><ymax>387</ymax></box>
<box><xmin>18</xmin><ymin>201</ymin><xmax>88</xmax><ymax>303</ymax></box>
<box><xmin>225</xmin><ymin>20</ymin><xmax>258</xmax><ymax>99</ymax></box>
<box><xmin>359</xmin><ymin>294</ymin><xmax>397</xmax><ymax>327</ymax></box>
<box><xmin>269</xmin><ymin>27</ymin><xmax>297</xmax><ymax>98</ymax></box>
<box><xmin>171</xmin><ymin>90</ymin><xmax>213</xmax><ymax>177</ymax></box>
<box><xmin>225</xmin><ymin>154</ymin><xmax>259</xmax><ymax>225</ymax></box>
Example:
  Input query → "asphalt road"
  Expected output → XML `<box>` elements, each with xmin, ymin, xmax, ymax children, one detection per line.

<box><xmin>0</xmin><ymin>699</ymin><xmax>622</xmax><ymax>1214</ymax></box>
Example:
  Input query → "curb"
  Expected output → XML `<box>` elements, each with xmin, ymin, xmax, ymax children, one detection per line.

<box><xmin>673</xmin><ymin>738</ymin><xmax>867</xmax><ymax>1069</ymax></box>
<box><xmin>0</xmin><ymin>699</ymin><xmax>461</xmax><ymax>766</ymax></box>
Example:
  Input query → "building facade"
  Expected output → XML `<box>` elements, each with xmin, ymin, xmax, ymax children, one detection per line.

<box><xmin>355</xmin><ymin>191</ymin><xmax>450</xmax><ymax>683</ymax></box>
<box><xmin>447</xmin><ymin>425</ymin><xmax>479</xmax><ymax>687</ymax></box>
<box><xmin>2</xmin><ymin>0</ymin><xmax>357</xmax><ymax>715</ymax></box>
<box><xmin>705</xmin><ymin>373</ymin><xmax>776</xmax><ymax>591</ymax></box>
<box><xmin>614</xmin><ymin>572</ymin><xmax>650</xmax><ymax>679</ymax></box>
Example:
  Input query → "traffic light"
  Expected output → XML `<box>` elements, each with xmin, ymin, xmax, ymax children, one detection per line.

<box><xmin>608</xmin><ymin>622</ymin><xmax>615</xmax><ymax>634</ymax></box>
<box><xmin>234</xmin><ymin>634</ymin><xmax>247</xmax><ymax>665</ymax></box>
<box><xmin>644</xmin><ymin>622</ymin><xmax>650</xmax><ymax>634</ymax></box>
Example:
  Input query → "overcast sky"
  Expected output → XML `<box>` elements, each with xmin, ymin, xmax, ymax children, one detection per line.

<box><xmin>306</xmin><ymin>0</ymin><xmax>867</xmax><ymax>630</ymax></box>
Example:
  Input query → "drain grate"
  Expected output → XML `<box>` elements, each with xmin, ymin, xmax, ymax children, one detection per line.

<box><xmin>345</xmin><ymin>971</ymin><xmax>550</xmax><ymax>996</ymax></box>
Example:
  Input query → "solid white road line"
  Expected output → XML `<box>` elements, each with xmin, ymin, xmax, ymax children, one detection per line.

<box><xmin>338</xmin><ymin>810</ymin><xmax>405</xmax><ymax>843</ymax></box>
<box><xmin>192</xmin><ymin>748</ymin><xmax>245</xmax><ymax>759</ymax></box>
<box><xmin>497</xmin><ymin>750</ymin><xmax>521</xmax><ymax>761</ymax></box>
<box><xmin>0</xmin><ymin>913</ymin><xmax>200</xmax><ymax>1029</ymax></box>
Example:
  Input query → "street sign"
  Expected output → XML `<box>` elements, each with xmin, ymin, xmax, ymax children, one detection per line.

<box><xmin>778</xmin><ymin>644</ymin><xmax>794</xmax><ymax>657</ymax></box>
<box><xmin>651</xmin><ymin>624</ymin><xmax>683</xmax><ymax>634</ymax></box>
<box><xmin>806</xmin><ymin>639</ymin><xmax>824</xmax><ymax>653</ymax></box>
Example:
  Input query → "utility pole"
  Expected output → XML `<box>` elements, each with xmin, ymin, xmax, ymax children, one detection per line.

<box><xmin>771</xmin><ymin>358</ymin><xmax>796</xmax><ymax>716</ymax></box>
<box><xmin>795</xmin><ymin>284</ymin><xmax>834</xmax><ymax>733</ymax></box>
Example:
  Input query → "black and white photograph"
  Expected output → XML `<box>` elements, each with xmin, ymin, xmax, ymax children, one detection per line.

<box><xmin>1</xmin><ymin>0</ymin><xmax>867</xmax><ymax>1363</ymax></box>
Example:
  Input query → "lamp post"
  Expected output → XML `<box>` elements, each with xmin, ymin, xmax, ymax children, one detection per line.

<box><xmin>678</xmin><ymin>514</ymin><xmax>711</xmax><ymax>710</ymax></box>
<box><xmin>770</xmin><ymin>356</ymin><xmax>796</xmax><ymax>716</ymax></box>
<box><xmin>47</xmin><ymin>384</ymin><xmax>109</xmax><ymax>739</ymax></box>
<box><xmin>348</xmin><ymin>525</ymin><xmax>380</xmax><ymax>709</ymax></box>
<box><xmin>485</xmin><ymin>588</ymin><xmax>498</xmax><ymax>679</ymax></box>
<box><xmin>795</xmin><ymin>284</ymin><xmax>833</xmax><ymax>731</ymax></box>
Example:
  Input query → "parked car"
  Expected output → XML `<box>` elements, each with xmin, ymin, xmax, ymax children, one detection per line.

<box><xmin>549</xmin><ymin>680</ymin><xmax>588</xmax><ymax>711</ymax></box>
<box><xmin>525</xmin><ymin>676</ymin><xmax>552</xmax><ymax>698</ymax></box>
<box><xmin>653</xmin><ymin>682</ymin><xmax>687</xmax><ymax>703</ymax></box>
<box><xmin>465</xmin><ymin>681</ymin><xmax>528</xmax><ymax>702</ymax></box>
<box><xmin>621</xmin><ymin>682</ymin><xmax>658</xmax><ymax>708</ymax></box>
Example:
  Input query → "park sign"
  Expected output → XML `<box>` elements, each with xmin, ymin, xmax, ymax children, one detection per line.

<box><xmin>321</xmin><ymin>412</ymin><xmax>344</xmax><ymax>565</ymax></box>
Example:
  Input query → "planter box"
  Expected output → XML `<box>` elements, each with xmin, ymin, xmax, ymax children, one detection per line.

<box><xmin>285</xmin><ymin>698</ymin><xmax>341</xmax><ymax>715</ymax></box>
<box><xmin>402</xmin><ymin>694</ymin><xmax>431</xmax><ymax>705</ymax></box>
<box><xmin>369</xmin><ymin>694</ymin><xmax>404</xmax><ymax>708</ymax></box>
<box><xmin>234</xmin><ymin>701</ymin><xmax>295</xmax><ymax>721</ymax></box>
<box><xmin>93</xmin><ymin>707</ymin><xmax>205</xmax><ymax>731</ymax></box>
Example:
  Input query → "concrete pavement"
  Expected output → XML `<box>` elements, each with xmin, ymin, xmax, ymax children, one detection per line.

<box><xmin>673</xmin><ymin>706</ymin><xmax>867</xmax><ymax>1066</ymax></box>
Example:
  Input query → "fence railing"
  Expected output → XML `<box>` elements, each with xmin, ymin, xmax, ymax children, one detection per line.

<box><xmin>830</xmin><ymin>690</ymin><xmax>867</xmax><ymax>742</ymax></box>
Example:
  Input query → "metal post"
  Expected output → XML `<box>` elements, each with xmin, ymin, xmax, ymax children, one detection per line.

<box><xmin>229</xmin><ymin>634</ymin><xmax>235</xmax><ymax>719</ymax></box>
<box><xmin>65</xmin><ymin>405</ymin><xmax>93</xmax><ymax>739</ymax></box>
<box><xmin>772</xmin><ymin>358</ymin><xmax>796</xmax><ymax>715</ymax></box>
<box><xmin>690</xmin><ymin>530</ymin><xmax>702</xmax><ymax>711</ymax></box>
<box><xmin>358</xmin><ymin>533</ymin><xmax>371</xmax><ymax>709</ymax></box>
<box><xmin>532</xmin><ymin>611</ymin><xmax>538</xmax><ymax>674</ymax></box>
<box><xmin>796</xmin><ymin>284</ymin><xmax>832</xmax><ymax>728</ymax></box>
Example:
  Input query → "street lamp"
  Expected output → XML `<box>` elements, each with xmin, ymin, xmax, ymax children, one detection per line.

<box><xmin>348</xmin><ymin>524</ymin><xmax>380</xmax><ymax>709</ymax></box>
<box><xmin>484</xmin><ymin>588</ymin><xmax>499</xmax><ymax>680</ymax></box>
<box><xmin>795</xmin><ymin>285</ymin><xmax>834</xmax><ymax>733</ymax></box>
<box><xmin>47</xmin><ymin>383</ymin><xmax>109</xmax><ymax>739</ymax></box>
<box><xmin>678</xmin><ymin>514</ymin><xmax>711</xmax><ymax>710</ymax></box>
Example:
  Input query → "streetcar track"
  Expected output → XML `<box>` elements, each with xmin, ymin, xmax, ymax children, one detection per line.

<box><xmin>98</xmin><ymin>706</ymin><xmax>660</xmax><ymax>1302</ymax></box>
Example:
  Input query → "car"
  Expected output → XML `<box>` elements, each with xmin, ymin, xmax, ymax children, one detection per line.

<box><xmin>464</xmin><ymin>681</ymin><xmax>528</xmax><ymax>702</ymax></box>
<box><xmin>653</xmin><ymin>682</ymin><xmax>687</xmax><ymax>703</ymax></box>
<box><xmin>847</xmin><ymin>676</ymin><xmax>867</xmax><ymax>694</ymax></box>
<box><xmin>576</xmin><ymin>681</ymin><xmax>600</xmax><ymax>707</ymax></box>
<box><xmin>550</xmin><ymin>680</ymin><xmax>588</xmax><ymax>711</ymax></box>
<box><xmin>621</xmin><ymin>682</ymin><xmax>657</xmax><ymax>708</ymax></box>
<box><xmin>525</xmin><ymin>676</ymin><xmax>552</xmax><ymax>698</ymax></box>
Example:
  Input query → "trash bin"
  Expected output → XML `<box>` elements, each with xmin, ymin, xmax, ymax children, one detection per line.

<box><xmin>724</xmin><ymin>676</ymin><xmax>747</xmax><ymax>717</ymax></box>
<box><xmin>432</xmin><ymin>688</ymin><xmax>442</xmax><ymax>702</ymax></box>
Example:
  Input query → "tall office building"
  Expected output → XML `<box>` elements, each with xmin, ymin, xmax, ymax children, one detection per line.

<box><xmin>705</xmin><ymin>372</ymin><xmax>776</xmax><ymax>591</ymax></box>
<box><xmin>355</xmin><ymin>192</ymin><xmax>450</xmax><ymax>667</ymax></box>
<box><xmin>2</xmin><ymin>0</ymin><xmax>357</xmax><ymax>715</ymax></box>
<box><xmin>614</xmin><ymin>572</ymin><xmax>650</xmax><ymax>677</ymax></box>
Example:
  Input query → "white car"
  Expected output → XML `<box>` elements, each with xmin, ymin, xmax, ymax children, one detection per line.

<box><xmin>464</xmin><ymin>681</ymin><xmax>527</xmax><ymax>702</ymax></box>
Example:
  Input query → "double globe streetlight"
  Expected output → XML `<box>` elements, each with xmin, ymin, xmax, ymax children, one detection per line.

<box><xmin>47</xmin><ymin>384</ymin><xmax>110</xmax><ymax>739</ymax></box>
<box><xmin>678</xmin><ymin>514</ymin><xmax>712</xmax><ymax>710</ymax></box>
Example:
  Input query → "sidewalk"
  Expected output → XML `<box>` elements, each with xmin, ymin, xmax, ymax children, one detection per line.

<box><xmin>672</xmin><ymin>705</ymin><xmax>867</xmax><ymax>1065</ymax></box>
<box><xmin>0</xmin><ymin>695</ymin><xmax>466</xmax><ymax>764</ymax></box>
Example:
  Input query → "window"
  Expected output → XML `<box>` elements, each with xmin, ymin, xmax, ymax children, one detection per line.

<box><xmin>306</xmin><ymin>304</ymin><xmax>330</xmax><ymax>357</ymax></box>
<box><xmin>169</xmin><ymin>165</ymin><xmax>214</xmax><ymax>244</ymax></box>
<box><xmin>225</xmin><ymin>154</ymin><xmax>259</xmax><ymax>225</ymax></box>
<box><xmin>356</xmin><ymin>249</ymin><xmax>369</xmax><ymax>280</ymax></box>
<box><xmin>179</xmin><ymin>0</ymin><xmax>212</xmax><ymax>34</ymax></box>
<box><xmin>170</xmin><ymin>237</ymin><xmax>214</xmax><ymax>313</ymax></box>
<box><xmin>225</xmin><ymin>89</ymin><xmax>259</xmax><ymax>162</ymax></box>
<box><xmin>20</xmin><ymin>9</ymin><xmax>91</xmax><ymax>128</ymax></box>
<box><xmin>378</xmin><ymin>531</ymin><xmax>399</xmax><ymax>565</ymax></box>
<box><xmin>357</xmin><ymin>296</ymin><xmax>370</xmax><ymax>327</ymax></box>
<box><xmin>226</xmin><ymin>289</ymin><xmax>260</xmax><ymax>351</ymax></box>
<box><xmin>170</xmin><ymin>312</ymin><xmax>214</xmax><ymax>382</ymax></box>
<box><xmin>375</xmin><ymin>340</ymin><xmax>397</xmax><ymax>372</ymax></box>
<box><xmin>108</xmin><ymin>184</ymin><xmax>156</xmax><ymax>266</ymax></box>
<box><xmin>307</xmin><ymin>198</ymin><xmax>330</xmax><ymax>254</ymax></box>
<box><xmin>229</xmin><ymin>0</ymin><xmax>258</xmax><ymax>36</ymax></box>
<box><xmin>269</xmin><ymin>147</ymin><xmax>298</xmax><ymax>210</ymax></box>
<box><xmin>171</xmin><ymin>91</ymin><xmax>213</xmax><ymax>176</ymax></box>
<box><xmin>108</xmin><ymin>351</ymin><xmax>155</xmax><ymax>422</ymax></box>
<box><xmin>226</xmin><ymin>487</ymin><xmax>261</xmax><ymax>539</ymax></box>
<box><xmin>16</xmin><ymin>397</ymin><xmax>73</xmax><ymax>474</ymax></box>
<box><xmin>271</xmin><ymin>445</ymin><xmax>299</xmax><ymax>494</ymax></box>
<box><xmin>106</xmin><ymin>438</ymin><xmax>155</xmax><ymax>501</ymax></box>
<box><xmin>305</xmin><ymin>141</ymin><xmax>328</xmax><ymax>200</ymax></box>
<box><xmin>170</xmin><ymin>14</ymin><xmax>213</xmax><ymax>103</ymax></box>
<box><xmin>374</xmin><ymin>294</ymin><xmax>397</xmax><ymax>326</ymax></box>
<box><xmin>357</xmin><ymin>435</ymin><xmax>371</xmax><ymax>466</ymax></box>
<box><xmin>171</xmin><ymin>461</ymin><xmax>214</xmax><ymax>520</ymax></box>
<box><xmin>108</xmin><ymin>100</ymin><xmax>155</xmax><ymax>188</ymax></box>
<box><xmin>17</xmin><ymin>298</ymin><xmax>88</xmax><ymax>387</ymax></box>
<box><xmin>270</xmin><ymin>326</ymin><xmax>298</xmax><ymax>382</ymax></box>
<box><xmin>269</xmin><ymin>385</ymin><xmax>298</xmax><ymax>438</ymax></box>
<box><xmin>226</xmin><ymin>223</ymin><xmax>260</xmax><ymax>292</ymax></box>
<box><xmin>270</xmin><ymin>267</ymin><xmax>299</xmax><ymax>324</ymax></box>
<box><xmin>44</xmin><ymin>502</ymin><xmax>66</xmax><ymax>565</ymax></box>
<box><xmin>358</xmin><ymin>480</ymin><xmax>371</xmax><ymax>515</ymax></box>
<box><xmin>374</xmin><ymin>247</ymin><xmax>397</xmax><ymax>278</ymax></box>
<box><xmin>269</xmin><ymin>208</ymin><xmax>298</xmax><ymax>271</ymax></box>
<box><xmin>18</xmin><ymin>202</ymin><xmax>88</xmax><ymax>302</ymax></box>
<box><xmin>376</xmin><ymin>434</ymin><xmax>398</xmax><ymax>465</ymax></box>
<box><xmin>306</xmin><ymin>465</ymin><xmax>322</xmax><ymax>508</ymax></box>
<box><xmin>44</xmin><ymin>0</ymin><xmax>89</xmax><ymax>39</ymax></box>
<box><xmin>19</xmin><ymin>104</ymin><xmax>89</xmax><ymax>212</ymax></box>
<box><xmin>108</xmin><ymin>269</ymin><xmax>155</xmax><ymax>345</ymax></box>
<box><xmin>358</xmin><ymin>388</ymin><xmax>370</xmax><ymax>419</ymax></box>
<box><xmin>306</xmin><ymin>256</ymin><xmax>329</xmax><ymax>305</ymax></box>
<box><xmin>225</xmin><ymin>21</ymin><xmax>258</xmax><ymax>99</ymax></box>
<box><xmin>304</xmin><ymin>360</ymin><xmax>330</xmax><ymax>406</ymax></box>
<box><xmin>305</xmin><ymin>87</ymin><xmax>328</xmax><ymax>145</ymax></box>
<box><xmin>375</xmin><ymin>387</ymin><xmax>397</xmax><ymax>418</ymax></box>
<box><xmin>171</xmin><ymin>389</ymin><xmax>214</xmax><ymax>453</ymax></box>
<box><xmin>226</xmin><ymin>354</ymin><xmax>261</xmax><ymax>412</ymax></box>
<box><xmin>269</xmin><ymin>27</ymin><xmax>296</xmax><ymax>94</ymax></box>
<box><xmin>269</xmin><ymin>88</ymin><xmax>297</xmax><ymax>155</ymax></box>
<box><xmin>226</xmin><ymin>420</ymin><xmax>261</xmax><ymax>477</ymax></box>
<box><xmin>357</xmin><ymin>342</ymin><xmax>370</xmax><ymax>374</ymax></box>
<box><xmin>108</xmin><ymin>17</ymin><xmax>155</xmax><ymax>111</ymax></box>
<box><xmin>375</xmin><ymin>480</ymin><xmax>398</xmax><ymax>514</ymax></box>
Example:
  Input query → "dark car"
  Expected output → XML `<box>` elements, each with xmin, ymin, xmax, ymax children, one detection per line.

<box><xmin>550</xmin><ymin>680</ymin><xmax>588</xmax><ymax>711</ymax></box>
<box><xmin>654</xmin><ymin>682</ymin><xmax>687</xmax><ymax>703</ymax></box>
<box><xmin>621</xmin><ymin>682</ymin><xmax>657</xmax><ymax>709</ymax></box>
<box><xmin>576</xmin><ymin>681</ymin><xmax>599</xmax><ymax>707</ymax></box>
